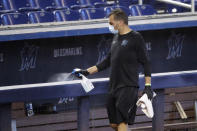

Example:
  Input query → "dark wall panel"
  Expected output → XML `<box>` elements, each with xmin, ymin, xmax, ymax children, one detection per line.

<box><xmin>0</xmin><ymin>27</ymin><xmax>197</xmax><ymax>86</ymax></box>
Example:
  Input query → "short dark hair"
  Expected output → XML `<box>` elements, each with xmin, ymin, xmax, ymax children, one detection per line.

<box><xmin>108</xmin><ymin>9</ymin><xmax>128</xmax><ymax>25</ymax></box>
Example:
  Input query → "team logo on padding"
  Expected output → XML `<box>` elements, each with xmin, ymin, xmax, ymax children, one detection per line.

<box><xmin>96</xmin><ymin>36</ymin><xmax>111</xmax><ymax>64</ymax></box>
<box><xmin>166</xmin><ymin>32</ymin><xmax>185</xmax><ymax>60</ymax></box>
<box><xmin>19</xmin><ymin>44</ymin><xmax>39</xmax><ymax>71</ymax></box>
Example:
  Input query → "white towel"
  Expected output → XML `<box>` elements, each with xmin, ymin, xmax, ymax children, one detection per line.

<box><xmin>136</xmin><ymin>92</ymin><xmax>156</xmax><ymax>118</ymax></box>
<box><xmin>80</xmin><ymin>74</ymin><xmax>95</xmax><ymax>93</ymax></box>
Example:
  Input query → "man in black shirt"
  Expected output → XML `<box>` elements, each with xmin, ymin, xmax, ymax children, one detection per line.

<box><xmin>74</xmin><ymin>9</ymin><xmax>153</xmax><ymax>131</ymax></box>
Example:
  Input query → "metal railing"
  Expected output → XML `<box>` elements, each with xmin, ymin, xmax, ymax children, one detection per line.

<box><xmin>156</xmin><ymin>0</ymin><xmax>195</xmax><ymax>13</ymax></box>
<box><xmin>138</xmin><ymin>0</ymin><xmax>195</xmax><ymax>13</ymax></box>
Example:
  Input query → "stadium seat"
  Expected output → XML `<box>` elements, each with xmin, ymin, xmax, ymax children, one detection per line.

<box><xmin>54</xmin><ymin>0</ymin><xmax>68</xmax><ymax>10</ymax></box>
<box><xmin>80</xmin><ymin>0</ymin><xmax>108</xmax><ymax>8</ymax></box>
<box><xmin>55</xmin><ymin>0</ymin><xmax>90</xmax><ymax>10</ymax></box>
<box><xmin>0</xmin><ymin>1</ymin><xmax>5</xmax><ymax>13</ymax></box>
<box><xmin>104</xmin><ymin>6</ymin><xmax>113</xmax><ymax>17</ymax></box>
<box><xmin>117</xmin><ymin>0</ymin><xmax>154</xmax><ymax>6</ymax></box>
<box><xmin>0</xmin><ymin>0</ymin><xmax>13</xmax><ymax>13</ymax></box>
<box><xmin>2</xmin><ymin>0</ymin><xmax>39</xmax><ymax>12</ymax></box>
<box><xmin>117</xmin><ymin>0</ymin><xmax>131</xmax><ymax>8</ymax></box>
<box><xmin>54</xmin><ymin>9</ymin><xmax>80</xmax><ymax>21</ymax></box>
<box><xmin>129</xmin><ymin>4</ymin><xmax>157</xmax><ymax>16</ymax></box>
<box><xmin>104</xmin><ymin>5</ymin><xmax>130</xmax><ymax>17</ymax></box>
<box><xmin>0</xmin><ymin>0</ymin><xmax>4</xmax><ymax>11</ymax></box>
<box><xmin>130</xmin><ymin>0</ymin><xmax>139</xmax><ymax>4</ymax></box>
<box><xmin>80</xmin><ymin>8</ymin><xmax>105</xmax><ymax>20</ymax></box>
<box><xmin>1</xmin><ymin>13</ymin><xmax>29</xmax><ymax>25</ymax></box>
<box><xmin>28</xmin><ymin>11</ymin><xmax>55</xmax><ymax>23</ymax></box>
<box><xmin>118</xmin><ymin>0</ymin><xmax>145</xmax><ymax>5</ymax></box>
<box><xmin>30</xmin><ymin>0</ymin><xmax>57</xmax><ymax>11</ymax></box>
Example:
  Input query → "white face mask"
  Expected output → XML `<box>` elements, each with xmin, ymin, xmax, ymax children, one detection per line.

<box><xmin>108</xmin><ymin>24</ymin><xmax>118</xmax><ymax>34</ymax></box>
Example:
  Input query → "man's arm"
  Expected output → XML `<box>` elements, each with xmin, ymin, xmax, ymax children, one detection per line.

<box><xmin>87</xmin><ymin>66</ymin><xmax>98</xmax><ymax>75</ymax></box>
<box><xmin>136</xmin><ymin>33</ymin><xmax>151</xmax><ymax>81</ymax></box>
<box><xmin>87</xmin><ymin>51</ymin><xmax>111</xmax><ymax>74</ymax></box>
<box><xmin>74</xmin><ymin>52</ymin><xmax>111</xmax><ymax>76</ymax></box>
<box><xmin>136</xmin><ymin>33</ymin><xmax>153</xmax><ymax>99</ymax></box>
<box><xmin>145</xmin><ymin>76</ymin><xmax>151</xmax><ymax>85</ymax></box>
<box><xmin>87</xmin><ymin>52</ymin><xmax>111</xmax><ymax>74</ymax></box>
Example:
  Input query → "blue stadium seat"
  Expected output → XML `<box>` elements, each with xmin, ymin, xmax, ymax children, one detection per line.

<box><xmin>104</xmin><ymin>6</ymin><xmax>112</xmax><ymax>16</ymax></box>
<box><xmin>2</xmin><ymin>0</ymin><xmax>39</xmax><ymax>12</ymax></box>
<box><xmin>54</xmin><ymin>9</ymin><xmax>80</xmax><ymax>21</ymax></box>
<box><xmin>80</xmin><ymin>8</ymin><xmax>105</xmax><ymax>20</ymax></box>
<box><xmin>104</xmin><ymin>6</ymin><xmax>130</xmax><ymax>17</ymax></box>
<box><xmin>117</xmin><ymin>0</ymin><xmax>154</xmax><ymax>7</ymax></box>
<box><xmin>129</xmin><ymin>4</ymin><xmax>157</xmax><ymax>16</ymax></box>
<box><xmin>55</xmin><ymin>0</ymin><xmax>90</xmax><ymax>10</ymax></box>
<box><xmin>118</xmin><ymin>0</ymin><xmax>144</xmax><ymax>5</ymax></box>
<box><xmin>54</xmin><ymin>0</ymin><xmax>68</xmax><ymax>10</ymax></box>
<box><xmin>0</xmin><ymin>0</ymin><xmax>4</xmax><ymax>11</ymax></box>
<box><xmin>117</xmin><ymin>0</ymin><xmax>131</xmax><ymax>8</ymax></box>
<box><xmin>0</xmin><ymin>1</ymin><xmax>5</xmax><ymax>13</ymax></box>
<box><xmin>30</xmin><ymin>0</ymin><xmax>57</xmax><ymax>11</ymax></box>
<box><xmin>0</xmin><ymin>0</ymin><xmax>13</xmax><ymax>13</ymax></box>
<box><xmin>80</xmin><ymin>0</ymin><xmax>108</xmax><ymax>8</ymax></box>
<box><xmin>1</xmin><ymin>13</ymin><xmax>28</xmax><ymax>25</ymax></box>
<box><xmin>130</xmin><ymin>0</ymin><xmax>139</xmax><ymax>4</ymax></box>
<box><xmin>28</xmin><ymin>11</ymin><xmax>55</xmax><ymax>23</ymax></box>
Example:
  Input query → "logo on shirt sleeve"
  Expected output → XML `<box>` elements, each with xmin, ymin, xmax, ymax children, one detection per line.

<box><xmin>121</xmin><ymin>40</ymin><xmax>128</xmax><ymax>47</ymax></box>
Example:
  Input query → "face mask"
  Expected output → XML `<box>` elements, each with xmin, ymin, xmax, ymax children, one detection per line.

<box><xmin>108</xmin><ymin>24</ymin><xmax>118</xmax><ymax>34</ymax></box>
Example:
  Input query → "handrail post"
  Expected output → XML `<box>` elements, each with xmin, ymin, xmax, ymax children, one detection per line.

<box><xmin>195</xmin><ymin>100</ymin><xmax>197</xmax><ymax>121</ymax></box>
<box><xmin>152</xmin><ymin>89</ymin><xmax>165</xmax><ymax>131</ymax></box>
<box><xmin>191</xmin><ymin>0</ymin><xmax>195</xmax><ymax>13</ymax></box>
<box><xmin>139</xmin><ymin>0</ymin><xmax>143</xmax><ymax>5</ymax></box>
<box><xmin>0</xmin><ymin>103</ymin><xmax>12</xmax><ymax>131</ymax></box>
<box><xmin>78</xmin><ymin>96</ymin><xmax>90</xmax><ymax>131</ymax></box>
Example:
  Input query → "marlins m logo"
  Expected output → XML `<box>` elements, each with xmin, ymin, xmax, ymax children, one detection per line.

<box><xmin>166</xmin><ymin>32</ymin><xmax>185</xmax><ymax>60</ymax></box>
<box><xmin>19</xmin><ymin>44</ymin><xmax>39</xmax><ymax>71</ymax></box>
<box><xmin>96</xmin><ymin>36</ymin><xmax>111</xmax><ymax>64</ymax></box>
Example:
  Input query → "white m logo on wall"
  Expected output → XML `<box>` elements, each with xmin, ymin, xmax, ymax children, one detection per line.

<box><xmin>19</xmin><ymin>44</ymin><xmax>39</xmax><ymax>71</ymax></box>
<box><xmin>96</xmin><ymin>36</ymin><xmax>111</xmax><ymax>64</ymax></box>
<box><xmin>166</xmin><ymin>32</ymin><xmax>185</xmax><ymax>60</ymax></box>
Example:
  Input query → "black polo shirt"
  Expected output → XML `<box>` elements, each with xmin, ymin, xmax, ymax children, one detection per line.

<box><xmin>96</xmin><ymin>31</ymin><xmax>151</xmax><ymax>92</ymax></box>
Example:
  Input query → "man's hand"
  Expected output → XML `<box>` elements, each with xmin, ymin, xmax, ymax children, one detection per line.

<box><xmin>142</xmin><ymin>85</ymin><xmax>153</xmax><ymax>100</ymax></box>
<box><xmin>72</xmin><ymin>68</ymin><xmax>89</xmax><ymax>78</ymax></box>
